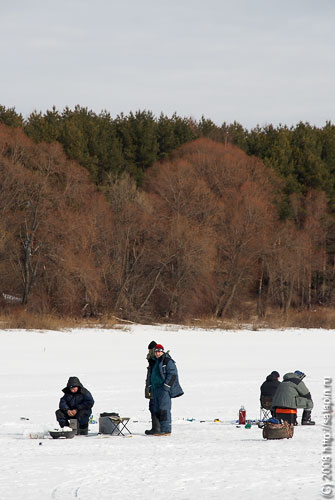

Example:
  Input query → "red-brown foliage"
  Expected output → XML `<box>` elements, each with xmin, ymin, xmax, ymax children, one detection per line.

<box><xmin>143</xmin><ymin>138</ymin><xmax>279</xmax><ymax>318</ymax></box>
<box><xmin>0</xmin><ymin>124</ymin><xmax>112</xmax><ymax>315</ymax></box>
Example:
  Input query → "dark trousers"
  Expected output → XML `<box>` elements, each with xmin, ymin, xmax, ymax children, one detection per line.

<box><xmin>274</xmin><ymin>408</ymin><xmax>297</xmax><ymax>425</ymax></box>
<box><xmin>55</xmin><ymin>409</ymin><xmax>91</xmax><ymax>429</ymax></box>
<box><xmin>150</xmin><ymin>387</ymin><xmax>172</xmax><ymax>433</ymax></box>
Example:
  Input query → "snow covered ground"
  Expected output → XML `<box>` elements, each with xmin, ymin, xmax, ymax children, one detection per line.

<box><xmin>0</xmin><ymin>324</ymin><xmax>333</xmax><ymax>500</ymax></box>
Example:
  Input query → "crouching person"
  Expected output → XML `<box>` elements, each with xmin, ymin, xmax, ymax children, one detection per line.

<box><xmin>55</xmin><ymin>376</ymin><xmax>94</xmax><ymax>435</ymax></box>
<box><xmin>272</xmin><ymin>370</ymin><xmax>315</xmax><ymax>426</ymax></box>
<box><xmin>148</xmin><ymin>344</ymin><xmax>183</xmax><ymax>436</ymax></box>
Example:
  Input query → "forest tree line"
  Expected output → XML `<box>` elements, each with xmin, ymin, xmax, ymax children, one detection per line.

<box><xmin>1</xmin><ymin>105</ymin><xmax>335</xmax><ymax>217</ymax></box>
<box><xmin>0</xmin><ymin>106</ymin><xmax>335</xmax><ymax>321</ymax></box>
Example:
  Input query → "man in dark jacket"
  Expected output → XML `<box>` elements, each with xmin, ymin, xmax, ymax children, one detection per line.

<box><xmin>271</xmin><ymin>370</ymin><xmax>315</xmax><ymax>425</ymax></box>
<box><xmin>145</xmin><ymin>341</ymin><xmax>161</xmax><ymax>435</ymax></box>
<box><xmin>260</xmin><ymin>371</ymin><xmax>281</xmax><ymax>413</ymax></box>
<box><xmin>55</xmin><ymin>376</ymin><xmax>94</xmax><ymax>435</ymax></box>
<box><xmin>147</xmin><ymin>344</ymin><xmax>183</xmax><ymax>436</ymax></box>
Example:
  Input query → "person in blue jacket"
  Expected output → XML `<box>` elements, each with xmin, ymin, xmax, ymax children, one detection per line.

<box><xmin>147</xmin><ymin>344</ymin><xmax>183</xmax><ymax>436</ymax></box>
<box><xmin>55</xmin><ymin>376</ymin><xmax>94</xmax><ymax>435</ymax></box>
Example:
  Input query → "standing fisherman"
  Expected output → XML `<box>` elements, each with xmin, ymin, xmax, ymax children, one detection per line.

<box><xmin>145</xmin><ymin>341</ymin><xmax>161</xmax><ymax>435</ymax></box>
<box><xmin>147</xmin><ymin>344</ymin><xmax>183</xmax><ymax>436</ymax></box>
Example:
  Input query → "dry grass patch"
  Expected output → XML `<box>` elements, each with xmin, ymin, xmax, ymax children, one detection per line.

<box><xmin>284</xmin><ymin>308</ymin><xmax>335</xmax><ymax>329</ymax></box>
<box><xmin>186</xmin><ymin>308</ymin><xmax>335</xmax><ymax>331</ymax></box>
<box><xmin>1</xmin><ymin>307</ymin><xmax>335</xmax><ymax>331</ymax></box>
<box><xmin>98</xmin><ymin>315</ymin><xmax>132</xmax><ymax>329</ymax></box>
<box><xmin>0</xmin><ymin>310</ymin><xmax>134</xmax><ymax>331</ymax></box>
<box><xmin>250</xmin><ymin>307</ymin><xmax>335</xmax><ymax>330</ymax></box>
<box><xmin>0</xmin><ymin>309</ymin><xmax>78</xmax><ymax>330</ymax></box>
<box><xmin>184</xmin><ymin>317</ymin><xmax>244</xmax><ymax>330</ymax></box>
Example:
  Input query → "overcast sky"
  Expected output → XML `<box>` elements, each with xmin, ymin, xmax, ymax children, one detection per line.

<box><xmin>1</xmin><ymin>0</ymin><xmax>334</xmax><ymax>128</ymax></box>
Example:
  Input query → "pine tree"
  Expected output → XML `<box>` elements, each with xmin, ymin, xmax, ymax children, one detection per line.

<box><xmin>0</xmin><ymin>105</ymin><xmax>23</xmax><ymax>127</ymax></box>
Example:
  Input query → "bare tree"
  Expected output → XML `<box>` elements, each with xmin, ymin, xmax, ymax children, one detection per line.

<box><xmin>0</xmin><ymin>125</ymin><xmax>111</xmax><ymax>315</ymax></box>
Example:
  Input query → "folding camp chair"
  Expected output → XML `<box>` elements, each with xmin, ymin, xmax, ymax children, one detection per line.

<box><xmin>99</xmin><ymin>413</ymin><xmax>132</xmax><ymax>436</ymax></box>
<box><xmin>257</xmin><ymin>396</ymin><xmax>273</xmax><ymax>428</ymax></box>
<box><xmin>109</xmin><ymin>416</ymin><xmax>132</xmax><ymax>436</ymax></box>
<box><xmin>260</xmin><ymin>395</ymin><xmax>273</xmax><ymax>421</ymax></box>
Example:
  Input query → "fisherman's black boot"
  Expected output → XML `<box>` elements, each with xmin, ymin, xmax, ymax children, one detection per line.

<box><xmin>79</xmin><ymin>426</ymin><xmax>89</xmax><ymax>435</ymax></box>
<box><xmin>301</xmin><ymin>409</ymin><xmax>315</xmax><ymax>425</ymax></box>
<box><xmin>145</xmin><ymin>413</ymin><xmax>161</xmax><ymax>435</ymax></box>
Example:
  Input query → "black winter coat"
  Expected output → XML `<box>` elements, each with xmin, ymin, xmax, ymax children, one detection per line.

<box><xmin>59</xmin><ymin>376</ymin><xmax>94</xmax><ymax>412</ymax></box>
<box><xmin>260</xmin><ymin>373</ymin><xmax>281</xmax><ymax>399</ymax></box>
